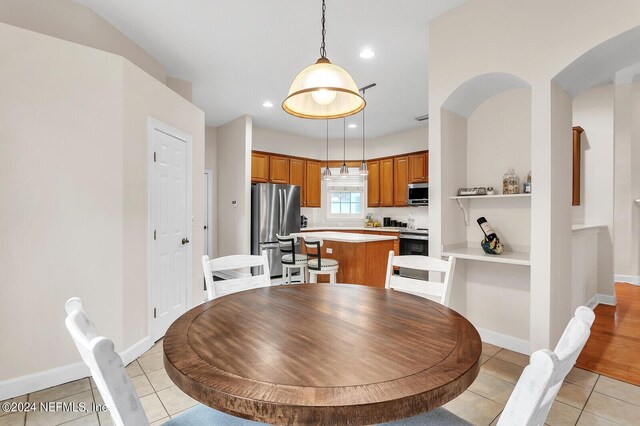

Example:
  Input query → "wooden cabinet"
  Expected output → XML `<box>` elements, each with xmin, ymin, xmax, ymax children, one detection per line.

<box><xmin>380</xmin><ymin>158</ymin><xmax>394</xmax><ymax>207</ymax></box>
<box><xmin>367</xmin><ymin>160</ymin><xmax>380</xmax><ymax>207</ymax></box>
<box><xmin>393</xmin><ymin>156</ymin><xmax>409</xmax><ymax>207</ymax></box>
<box><xmin>305</xmin><ymin>160</ymin><xmax>322</xmax><ymax>207</ymax></box>
<box><xmin>289</xmin><ymin>158</ymin><xmax>306</xmax><ymax>207</ymax></box>
<box><xmin>269</xmin><ymin>155</ymin><xmax>289</xmax><ymax>184</ymax></box>
<box><xmin>251</xmin><ymin>152</ymin><xmax>270</xmax><ymax>183</ymax></box>
<box><xmin>409</xmin><ymin>152</ymin><xmax>428</xmax><ymax>183</ymax></box>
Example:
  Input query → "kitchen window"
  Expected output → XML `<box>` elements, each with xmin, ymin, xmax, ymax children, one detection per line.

<box><xmin>325</xmin><ymin>173</ymin><xmax>365</xmax><ymax>220</ymax></box>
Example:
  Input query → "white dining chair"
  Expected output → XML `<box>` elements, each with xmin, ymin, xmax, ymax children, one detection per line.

<box><xmin>64</xmin><ymin>298</ymin><xmax>263</xmax><ymax>426</ymax></box>
<box><xmin>496</xmin><ymin>306</ymin><xmax>595</xmax><ymax>425</ymax></box>
<box><xmin>384</xmin><ymin>252</ymin><xmax>456</xmax><ymax>306</ymax></box>
<box><xmin>202</xmin><ymin>251</ymin><xmax>271</xmax><ymax>300</ymax></box>
<box><xmin>381</xmin><ymin>306</ymin><xmax>595</xmax><ymax>426</ymax></box>
<box><xmin>276</xmin><ymin>234</ymin><xmax>308</xmax><ymax>284</ymax></box>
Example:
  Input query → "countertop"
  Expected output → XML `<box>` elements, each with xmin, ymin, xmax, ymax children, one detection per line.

<box><xmin>302</xmin><ymin>226</ymin><xmax>404</xmax><ymax>233</ymax></box>
<box><xmin>292</xmin><ymin>231</ymin><xmax>398</xmax><ymax>243</ymax></box>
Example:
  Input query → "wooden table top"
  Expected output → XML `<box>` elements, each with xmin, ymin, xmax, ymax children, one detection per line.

<box><xmin>163</xmin><ymin>284</ymin><xmax>481</xmax><ymax>425</ymax></box>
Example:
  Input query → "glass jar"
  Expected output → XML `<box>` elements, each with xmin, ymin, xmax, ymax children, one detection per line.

<box><xmin>503</xmin><ymin>167</ymin><xmax>520</xmax><ymax>194</ymax></box>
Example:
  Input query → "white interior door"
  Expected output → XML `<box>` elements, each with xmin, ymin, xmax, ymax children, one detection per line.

<box><xmin>150</xmin><ymin>123</ymin><xmax>191</xmax><ymax>341</ymax></box>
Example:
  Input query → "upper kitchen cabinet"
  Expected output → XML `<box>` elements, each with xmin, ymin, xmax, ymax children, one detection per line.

<box><xmin>409</xmin><ymin>152</ymin><xmax>428</xmax><ymax>183</ymax></box>
<box><xmin>394</xmin><ymin>156</ymin><xmax>409</xmax><ymax>207</ymax></box>
<box><xmin>305</xmin><ymin>160</ymin><xmax>322</xmax><ymax>207</ymax></box>
<box><xmin>367</xmin><ymin>160</ymin><xmax>380</xmax><ymax>207</ymax></box>
<box><xmin>289</xmin><ymin>158</ymin><xmax>306</xmax><ymax>206</ymax></box>
<box><xmin>251</xmin><ymin>152</ymin><xmax>270</xmax><ymax>183</ymax></box>
<box><xmin>380</xmin><ymin>158</ymin><xmax>394</xmax><ymax>207</ymax></box>
<box><xmin>269</xmin><ymin>155</ymin><xmax>290</xmax><ymax>184</ymax></box>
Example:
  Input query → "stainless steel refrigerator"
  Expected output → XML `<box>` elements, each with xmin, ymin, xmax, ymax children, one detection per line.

<box><xmin>251</xmin><ymin>184</ymin><xmax>301</xmax><ymax>277</ymax></box>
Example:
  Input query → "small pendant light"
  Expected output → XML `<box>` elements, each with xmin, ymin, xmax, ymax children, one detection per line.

<box><xmin>282</xmin><ymin>0</ymin><xmax>365</xmax><ymax>119</ymax></box>
<box><xmin>359</xmin><ymin>90</ymin><xmax>368</xmax><ymax>176</ymax></box>
<box><xmin>340</xmin><ymin>118</ymin><xmax>349</xmax><ymax>176</ymax></box>
<box><xmin>322</xmin><ymin>119</ymin><xmax>332</xmax><ymax>180</ymax></box>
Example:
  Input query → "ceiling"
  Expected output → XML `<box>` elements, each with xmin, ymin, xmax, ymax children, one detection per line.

<box><xmin>76</xmin><ymin>0</ymin><xmax>467</xmax><ymax>138</ymax></box>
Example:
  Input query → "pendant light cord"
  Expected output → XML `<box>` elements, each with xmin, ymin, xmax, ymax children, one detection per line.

<box><xmin>320</xmin><ymin>0</ymin><xmax>327</xmax><ymax>58</ymax></box>
<box><xmin>343</xmin><ymin>117</ymin><xmax>346</xmax><ymax>166</ymax></box>
<box><xmin>326</xmin><ymin>119</ymin><xmax>329</xmax><ymax>168</ymax></box>
<box><xmin>362</xmin><ymin>91</ymin><xmax>366</xmax><ymax>161</ymax></box>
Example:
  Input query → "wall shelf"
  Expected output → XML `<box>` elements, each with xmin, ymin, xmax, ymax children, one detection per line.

<box><xmin>442</xmin><ymin>246</ymin><xmax>531</xmax><ymax>266</ymax></box>
<box><xmin>451</xmin><ymin>193</ymin><xmax>531</xmax><ymax>225</ymax></box>
<box><xmin>450</xmin><ymin>193</ymin><xmax>531</xmax><ymax>200</ymax></box>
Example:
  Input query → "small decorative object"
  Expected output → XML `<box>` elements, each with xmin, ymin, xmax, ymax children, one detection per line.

<box><xmin>365</xmin><ymin>213</ymin><xmax>374</xmax><ymax>227</ymax></box>
<box><xmin>487</xmin><ymin>187</ymin><xmax>495</xmax><ymax>195</ymax></box>
<box><xmin>502</xmin><ymin>167</ymin><xmax>520</xmax><ymax>194</ymax></box>
<box><xmin>477</xmin><ymin>216</ymin><xmax>504</xmax><ymax>255</ymax></box>
<box><xmin>523</xmin><ymin>170</ymin><xmax>532</xmax><ymax>193</ymax></box>
<box><xmin>457</xmin><ymin>187</ymin><xmax>488</xmax><ymax>196</ymax></box>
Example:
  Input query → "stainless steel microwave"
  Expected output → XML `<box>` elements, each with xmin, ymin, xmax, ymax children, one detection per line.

<box><xmin>407</xmin><ymin>183</ymin><xmax>429</xmax><ymax>206</ymax></box>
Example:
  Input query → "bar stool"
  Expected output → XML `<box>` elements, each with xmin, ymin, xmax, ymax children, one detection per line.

<box><xmin>303</xmin><ymin>237</ymin><xmax>339</xmax><ymax>284</ymax></box>
<box><xmin>276</xmin><ymin>234</ymin><xmax>308</xmax><ymax>284</ymax></box>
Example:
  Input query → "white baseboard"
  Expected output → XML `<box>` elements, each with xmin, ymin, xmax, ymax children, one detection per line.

<box><xmin>586</xmin><ymin>293</ymin><xmax>617</xmax><ymax>308</ymax></box>
<box><xmin>476</xmin><ymin>327</ymin><xmax>530</xmax><ymax>355</ymax></box>
<box><xmin>0</xmin><ymin>336</ymin><xmax>152</xmax><ymax>401</ymax></box>
<box><xmin>615</xmin><ymin>274</ymin><xmax>640</xmax><ymax>285</ymax></box>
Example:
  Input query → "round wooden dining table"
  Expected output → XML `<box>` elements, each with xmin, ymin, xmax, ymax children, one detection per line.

<box><xmin>163</xmin><ymin>284</ymin><xmax>481</xmax><ymax>425</ymax></box>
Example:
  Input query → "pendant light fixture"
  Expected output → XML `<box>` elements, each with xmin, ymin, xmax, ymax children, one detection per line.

<box><xmin>359</xmin><ymin>89</ymin><xmax>368</xmax><ymax>176</ymax></box>
<box><xmin>340</xmin><ymin>118</ymin><xmax>349</xmax><ymax>176</ymax></box>
<box><xmin>282</xmin><ymin>0</ymin><xmax>365</xmax><ymax>119</ymax></box>
<box><xmin>322</xmin><ymin>119</ymin><xmax>332</xmax><ymax>180</ymax></box>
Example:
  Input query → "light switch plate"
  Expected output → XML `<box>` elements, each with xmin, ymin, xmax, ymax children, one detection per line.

<box><xmin>326</xmin><ymin>248</ymin><xmax>333</xmax><ymax>254</ymax></box>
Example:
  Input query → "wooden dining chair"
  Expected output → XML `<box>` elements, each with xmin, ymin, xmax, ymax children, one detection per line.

<box><xmin>202</xmin><ymin>251</ymin><xmax>271</xmax><ymax>300</ymax></box>
<box><xmin>64</xmin><ymin>298</ymin><xmax>263</xmax><ymax>426</ymax></box>
<box><xmin>384</xmin><ymin>251</ymin><xmax>456</xmax><ymax>306</ymax></box>
<box><xmin>382</xmin><ymin>306</ymin><xmax>595</xmax><ymax>426</ymax></box>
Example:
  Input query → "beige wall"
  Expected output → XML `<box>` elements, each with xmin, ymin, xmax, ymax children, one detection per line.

<box><xmin>205</xmin><ymin>126</ymin><xmax>219</xmax><ymax>259</ymax></box>
<box><xmin>614</xmin><ymin>82</ymin><xmax>640</xmax><ymax>279</ymax></box>
<box><xmin>217</xmin><ymin>116</ymin><xmax>252</xmax><ymax>256</ymax></box>
<box><xmin>572</xmin><ymin>85</ymin><xmax>615</xmax><ymax>295</ymax></box>
<box><xmin>167</xmin><ymin>76</ymin><xmax>193</xmax><ymax>102</ymax></box>
<box><xmin>0</xmin><ymin>0</ymin><xmax>166</xmax><ymax>82</ymax></box>
<box><xmin>0</xmin><ymin>22</ymin><xmax>124</xmax><ymax>384</ymax></box>
<box><xmin>0</xmin><ymin>23</ymin><xmax>204</xmax><ymax>398</ymax></box>
<box><xmin>252</xmin><ymin>126</ymin><xmax>428</xmax><ymax>162</ymax></box>
<box><xmin>466</xmin><ymin>88</ymin><xmax>532</xmax><ymax>250</ymax></box>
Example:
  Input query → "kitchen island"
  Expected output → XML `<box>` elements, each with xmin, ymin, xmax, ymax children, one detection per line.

<box><xmin>293</xmin><ymin>231</ymin><xmax>397</xmax><ymax>287</ymax></box>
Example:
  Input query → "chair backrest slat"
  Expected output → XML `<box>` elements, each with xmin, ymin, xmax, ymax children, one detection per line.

<box><xmin>498</xmin><ymin>306</ymin><xmax>595</xmax><ymax>426</ymax></box>
<box><xmin>384</xmin><ymin>252</ymin><xmax>456</xmax><ymax>306</ymax></box>
<box><xmin>202</xmin><ymin>251</ymin><xmax>271</xmax><ymax>301</ymax></box>
<box><xmin>303</xmin><ymin>237</ymin><xmax>324</xmax><ymax>270</ymax></box>
<box><xmin>277</xmin><ymin>234</ymin><xmax>300</xmax><ymax>264</ymax></box>
<box><xmin>65</xmin><ymin>298</ymin><xmax>149</xmax><ymax>426</ymax></box>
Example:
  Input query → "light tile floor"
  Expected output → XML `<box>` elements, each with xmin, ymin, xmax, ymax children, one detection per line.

<box><xmin>2</xmin><ymin>341</ymin><xmax>640</xmax><ymax>425</ymax></box>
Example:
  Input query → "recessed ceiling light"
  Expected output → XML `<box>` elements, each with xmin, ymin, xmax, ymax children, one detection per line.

<box><xmin>262</xmin><ymin>101</ymin><xmax>274</xmax><ymax>108</ymax></box>
<box><xmin>359</xmin><ymin>48</ymin><xmax>375</xmax><ymax>59</ymax></box>
<box><xmin>348</xmin><ymin>123</ymin><xmax>357</xmax><ymax>129</ymax></box>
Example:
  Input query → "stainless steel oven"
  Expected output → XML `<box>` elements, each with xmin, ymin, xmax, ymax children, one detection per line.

<box><xmin>399</xmin><ymin>230</ymin><xmax>429</xmax><ymax>280</ymax></box>
<box><xmin>407</xmin><ymin>183</ymin><xmax>428</xmax><ymax>206</ymax></box>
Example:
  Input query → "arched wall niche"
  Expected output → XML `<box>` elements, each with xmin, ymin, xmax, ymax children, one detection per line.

<box><xmin>441</xmin><ymin>72</ymin><xmax>531</xmax><ymax>118</ymax></box>
<box><xmin>553</xmin><ymin>25</ymin><xmax>640</xmax><ymax>98</ymax></box>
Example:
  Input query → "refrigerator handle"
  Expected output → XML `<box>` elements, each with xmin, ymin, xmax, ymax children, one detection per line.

<box><xmin>278</xmin><ymin>189</ymin><xmax>284</xmax><ymax>235</ymax></box>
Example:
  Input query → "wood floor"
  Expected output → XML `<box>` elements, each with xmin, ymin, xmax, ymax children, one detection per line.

<box><xmin>576</xmin><ymin>283</ymin><xmax>640</xmax><ymax>386</ymax></box>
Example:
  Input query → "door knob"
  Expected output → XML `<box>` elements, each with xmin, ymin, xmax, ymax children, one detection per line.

<box><xmin>182</xmin><ymin>237</ymin><xmax>190</xmax><ymax>245</ymax></box>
